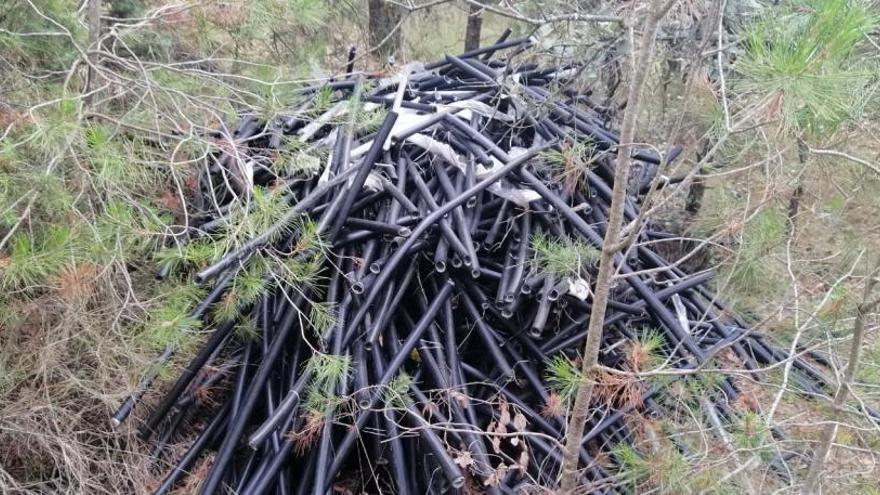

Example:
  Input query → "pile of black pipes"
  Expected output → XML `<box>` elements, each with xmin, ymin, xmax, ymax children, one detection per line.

<box><xmin>115</xmin><ymin>35</ymin><xmax>832</xmax><ymax>494</ymax></box>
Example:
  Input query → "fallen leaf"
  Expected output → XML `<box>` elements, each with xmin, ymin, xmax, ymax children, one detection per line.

<box><xmin>453</xmin><ymin>450</ymin><xmax>475</xmax><ymax>468</ymax></box>
<box><xmin>483</xmin><ymin>463</ymin><xmax>508</xmax><ymax>487</ymax></box>
<box><xmin>499</xmin><ymin>405</ymin><xmax>511</xmax><ymax>426</ymax></box>
<box><xmin>512</xmin><ymin>412</ymin><xmax>527</xmax><ymax>431</ymax></box>
<box><xmin>450</xmin><ymin>390</ymin><xmax>471</xmax><ymax>408</ymax></box>
<box><xmin>516</xmin><ymin>450</ymin><xmax>529</xmax><ymax>473</ymax></box>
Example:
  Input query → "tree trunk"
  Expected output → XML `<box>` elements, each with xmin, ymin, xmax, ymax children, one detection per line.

<box><xmin>685</xmin><ymin>138</ymin><xmax>710</xmax><ymax>217</ymax></box>
<box><xmin>787</xmin><ymin>140</ymin><xmax>808</xmax><ymax>235</ymax></box>
<box><xmin>108</xmin><ymin>0</ymin><xmax>141</xmax><ymax>19</ymax></box>
<box><xmin>601</xmin><ymin>47</ymin><xmax>622</xmax><ymax>110</ymax></box>
<box><xmin>686</xmin><ymin>172</ymin><xmax>706</xmax><ymax>216</ymax></box>
<box><xmin>464</xmin><ymin>3</ymin><xmax>483</xmax><ymax>52</ymax></box>
<box><xmin>558</xmin><ymin>2</ymin><xmax>675</xmax><ymax>493</ymax></box>
<box><xmin>660</xmin><ymin>57</ymin><xmax>680</xmax><ymax>115</ymax></box>
<box><xmin>368</xmin><ymin>0</ymin><xmax>403</xmax><ymax>64</ymax></box>
<box><xmin>677</xmin><ymin>0</ymin><xmax>722</xmax><ymax>219</ymax></box>
<box><xmin>801</xmin><ymin>259</ymin><xmax>879</xmax><ymax>494</ymax></box>
<box><xmin>84</xmin><ymin>0</ymin><xmax>101</xmax><ymax>107</ymax></box>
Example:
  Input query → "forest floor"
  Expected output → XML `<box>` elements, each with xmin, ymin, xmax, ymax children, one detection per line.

<box><xmin>1</xmin><ymin>2</ymin><xmax>879</xmax><ymax>494</ymax></box>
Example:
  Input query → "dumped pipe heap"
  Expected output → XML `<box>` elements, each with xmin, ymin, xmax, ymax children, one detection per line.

<box><xmin>115</xmin><ymin>34</ymin><xmax>833</xmax><ymax>494</ymax></box>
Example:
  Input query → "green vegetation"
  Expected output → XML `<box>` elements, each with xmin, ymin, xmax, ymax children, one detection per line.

<box><xmin>530</xmin><ymin>233</ymin><xmax>600</xmax><ymax>277</ymax></box>
<box><xmin>383</xmin><ymin>372</ymin><xmax>414</xmax><ymax>408</ymax></box>
<box><xmin>142</xmin><ymin>284</ymin><xmax>205</xmax><ymax>351</ymax></box>
<box><xmin>545</xmin><ymin>354</ymin><xmax>583</xmax><ymax>402</ymax></box>
<box><xmin>212</xmin><ymin>262</ymin><xmax>268</xmax><ymax>323</ymax></box>
<box><xmin>737</xmin><ymin>0</ymin><xmax>877</xmax><ymax>134</ymax></box>
<box><xmin>612</xmin><ymin>443</ymin><xmax>692</xmax><ymax>494</ymax></box>
<box><xmin>1</xmin><ymin>226</ymin><xmax>73</xmax><ymax>290</ymax></box>
<box><xmin>304</xmin><ymin>352</ymin><xmax>351</xmax><ymax>413</ymax></box>
<box><xmin>540</xmin><ymin>140</ymin><xmax>599</xmax><ymax>191</ymax></box>
<box><xmin>1</xmin><ymin>0</ymin><xmax>879</xmax><ymax>492</ymax></box>
<box><xmin>727</xmin><ymin>207</ymin><xmax>786</xmax><ymax>293</ymax></box>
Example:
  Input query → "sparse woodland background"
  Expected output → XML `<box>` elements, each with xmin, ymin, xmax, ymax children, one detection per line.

<box><xmin>1</xmin><ymin>0</ymin><xmax>880</xmax><ymax>493</ymax></box>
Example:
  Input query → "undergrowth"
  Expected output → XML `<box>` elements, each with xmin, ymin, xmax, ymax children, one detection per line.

<box><xmin>1</xmin><ymin>0</ymin><xmax>879</xmax><ymax>493</ymax></box>
<box><xmin>0</xmin><ymin>3</ymin><xmax>522</xmax><ymax>491</ymax></box>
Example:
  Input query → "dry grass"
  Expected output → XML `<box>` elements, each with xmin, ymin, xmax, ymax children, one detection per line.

<box><xmin>628</xmin><ymin>29</ymin><xmax>880</xmax><ymax>490</ymax></box>
<box><xmin>0</xmin><ymin>5</ymin><xmax>520</xmax><ymax>493</ymax></box>
<box><xmin>0</xmin><ymin>271</ymin><xmax>159</xmax><ymax>494</ymax></box>
<box><xmin>1</xmin><ymin>2</ymin><xmax>879</xmax><ymax>494</ymax></box>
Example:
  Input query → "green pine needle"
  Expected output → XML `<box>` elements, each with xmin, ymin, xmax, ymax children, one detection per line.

<box><xmin>1</xmin><ymin>226</ymin><xmax>73</xmax><ymax>290</ymax></box>
<box><xmin>612</xmin><ymin>444</ymin><xmax>649</xmax><ymax>488</ymax></box>
<box><xmin>156</xmin><ymin>238</ymin><xmax>224</xmax><ymax>275</ymax></box>
<box><xmin>531</xmin><ymin>233</ymin><xmax>600</xmax><ymax>278</ymax></box>
<box><xmin>303</xmin><ymin>352</ymin><xmax>351</xmax><ymax>413</ymax></box>
<box><xmin>225</xmin><ymin>186</ymin><xmax>292</xmax><ymax>246</ymax></box>
<box><xmin>309</xmin><ymin>301</ymin><xmax>337</xmax><ymax>336</ymax></box>
<box><xmin>144</xmin><ymin>300</ymin><xmax>202</xmax><ymax>350</ymax></box>
<box><xmin>310</xmin><ymin>86</ymin><xmax>336</xmax><ymax>117</ymax></box>
<box><xmin>292</xmin><ymin>218</ymin><xmax>328</xmax><ymax>255</ymax></box>
<box><xmin>306</xmin><ymin>352</ymin><xmax>351</xmax><ymax>385</ymax></box>
<box><xmin>277</xmin><ymin>137</ymin><xmax>324</xmax><ymax>177</ymax></box>
<box><xmin>276</xmin><ymin>253</ymin><xmax>326</xmax><ymax>291</ymax></box>
<box><xmin>636</xmin><ymin>328</ymin><xmax>665</xmax><ymax>355</ymax></box>
<box><xmin>383</xmin><ymin>372</ymin><xmax>413</xmax><ymax>407</ymax></box>
<box><xmin>729</xmin><ymin>208</ymin><xmax>785</xmax><ymax>291</ymax></box>
<box><xmin>213</xmin><ymin>258</ymin><xmax>268</xmax><ymax>322</ymax></box>
<box><xmin>545</xmin><ymin>354</ymin><xmax>584</xmax><ymax>401</ymax></box>
<box><xmin>736</xmin><ymin>0</ymin><xmax>877</xmax><ymax>135</ymax></box>
<box><xmin>540</xmin><ymin>140</ymin><xmax>599</xmax><ymax>190</ymax></box>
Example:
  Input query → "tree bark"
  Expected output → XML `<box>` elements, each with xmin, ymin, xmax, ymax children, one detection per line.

<box><xmin>464</xmin><ymin>2</ymin><xmax>483</xmax><ymax>51</ymax></box>
<box><xmin>108</xmin><ymin>0</ymin><xmax>140</xmax><ymax>19</ymax></box>
<box><xmin>787</xmin><ymin>139</ymin><xmax>808</xmax><ymax>235</ymax></box>
<box><xmin>558</xmin><ymin>1</ymin><xmax>675</xmax><ymax>493</ymax></box>
<box><xmin>84</xmin><ymin>0</ymin><xmax>101</xmax><ymax>107</ymax></box>
<box><xmin>674</xmin><ymin>0</ymin><xmax>722</xmax><ymax>219</ymax></box>
<box><xmin>368</xmin><ymin>0</ymin><xmax>403</xmax><ymax>64</ymax></box>
<box><xmin>685</xmin><ymin>138</ymin><xmax>709</xmax><ymax>217</ymax></box>
<box><xmin>801</xmin><ymin>259</ymin><xmax>879</xmax><ymax>494</ymax></box>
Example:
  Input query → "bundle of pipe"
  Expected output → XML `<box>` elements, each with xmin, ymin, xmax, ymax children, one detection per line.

<box><xmin>114</xmin><ymin>34</ymin><xmax>832</xmax><ymax>494</ymax></box>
